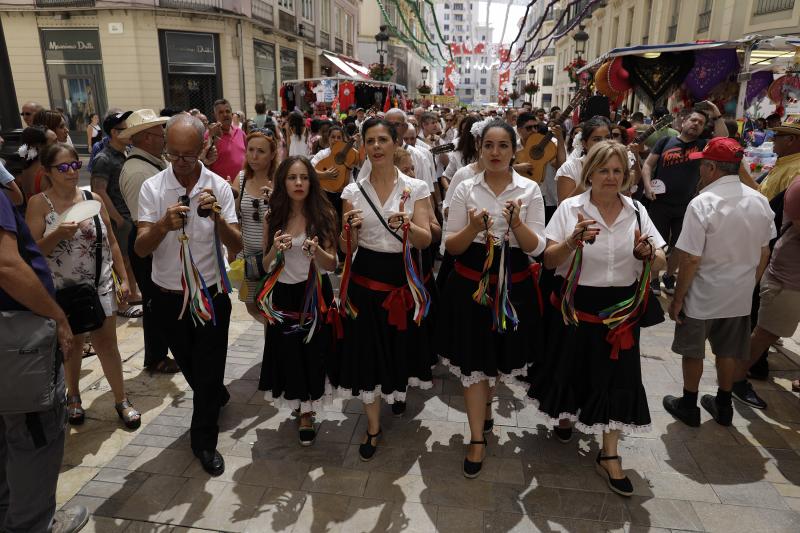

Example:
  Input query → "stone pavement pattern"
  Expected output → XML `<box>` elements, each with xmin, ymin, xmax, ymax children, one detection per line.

<box><xmin>57</xmin><ymin>295</ymin><xmax>800</xmax><ymax>532</ymax></box>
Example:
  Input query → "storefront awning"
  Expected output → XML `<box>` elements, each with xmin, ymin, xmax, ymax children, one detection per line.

<box><xmin>322</xmin><ymin>52</ymin><xmax>370</xmax><ymax>80</ymax></box>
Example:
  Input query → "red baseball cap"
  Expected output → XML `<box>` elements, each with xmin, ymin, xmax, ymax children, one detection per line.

<box><xmin>687</xmin><ymin>137</ymin><xmax>744</xmax><ymax>163</ymax></box>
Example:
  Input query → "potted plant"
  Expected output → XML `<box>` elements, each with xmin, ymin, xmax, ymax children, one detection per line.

<box><xmin>417</xmin><ymin>84</ymin><xmax>432</xmax><ymax>95</ymax></box>
<box><xmin>509</xmin><ymin>90</ymin><xmax>521</xmax><ymax>102</ymax></box>
<box><xmin>564</xmin><ymin>58</ymin><xmax>589</xmax><ymax>86</ymax></box>
<box><xmin>369</xmin><ymin>62</ymin><xmax>395</xmax><ymax>81</ymax></box>
<box><xmin>524</xmin><ymin>82</ymin><xmax>539</xmax><ymax>95</ymax></box>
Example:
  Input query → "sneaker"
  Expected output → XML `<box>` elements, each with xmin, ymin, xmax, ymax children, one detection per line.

<box><xmin>663</xmin><ymin>395</ymin><xmax>700</xmax><ymax>427</ymax></box>
<box><xmin>700</xmin><ymin>394</ymin><xmax>733</xmax><ymax>426</ymax></box>
<box><xmin>650</xmin><ymin>278</ymin><xmax>662</xmax><ymax>297</ymax></box>
<box><xmin>52</xmin><ymin>505</ymin><xmax>90</xmax><ymax>533</ymax></box>
<box><xmin>732</xmin><ymin>381</ymin><xmax>767</xmax><ymax>410</ymax></box>
<box><xmin>661</xmin><ymin>273</ymin><xmax>676</xmax><ymax>295</ymax></box>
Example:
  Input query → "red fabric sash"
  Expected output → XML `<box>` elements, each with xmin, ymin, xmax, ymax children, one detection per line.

<box><xmin>549</xmin><ymin>292</ymin><xmax>634</xmax><ymax>360</ymax></box>
<box><xmin>349</xmin><ymin>272</ymin><xmax>431</xmax><ymax>331</ymax></box>
<box><xmin>454</xmin><ymin>261</ymin><xmax>543</xmax><ymax>315</ymax></box>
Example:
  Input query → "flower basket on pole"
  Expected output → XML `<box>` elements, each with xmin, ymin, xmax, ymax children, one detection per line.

<box><xmin>369</xmin><ymin>62</ymin><xmax>395</xmax><ymax>81</ymax></box>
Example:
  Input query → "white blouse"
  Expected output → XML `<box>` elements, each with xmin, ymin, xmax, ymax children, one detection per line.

<box><xmin>545</xmin><ymin>189</ymin><xmax>666</xmax><ymax>287</ymax></box>
<box><xmin>555</xmin><ymin>156</ymin><xmax>583</xmax><ymax>188</ymax></box>
<box><xmin>277</xmin><ymin>232</ymin><xmax>313</xmax><ymax>284</ymax></box>
<box><xmin>444</xmin><ymin>163</ymin><xmax>480</xmax><ymax>209</ymax></box>
<box><xmin>341</xmin><ymin>171</ymin><xmax>430</xmax><ymax>254</ymax></box>
<box><xmin>445</xmin><ymin>170</ymin><xmax>546</xmax><ymax>257</ymax></box>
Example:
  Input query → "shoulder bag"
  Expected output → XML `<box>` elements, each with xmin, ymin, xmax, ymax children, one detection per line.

<box><xmin>356</xmin><ymin>182</ymin><xmax>403</xmax><ymax>243</ymax></box>
<box><xmin>0</xmin><ymin>210</ymin><xmax>60</xmax><ymax>414</ymax></box>
<box><xmin>55</xmin><ymin>190</ymin><xmax>106</xmax><ymax>334</ymax></box>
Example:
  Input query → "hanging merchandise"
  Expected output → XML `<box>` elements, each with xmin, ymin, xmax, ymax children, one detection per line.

<box><xmin>684</xmin><ymin>49</ymin><xmax>739</xmax><ymax>101</ymax></box>
<box><xmin>768</xmin><ymin>74</ymin><xmax>800</xmax><ymax>105</ymax></box>
<box><xmin>746</xmin><ymin>71</ymin><xmax>775</xmax><ymax>108</ymax></box>
<box><xmin>339</xmin><ymin>81</ymin><xmax>355</xmax><ymax>110</ymax></box>
<box><xmin>623</xmin><ymin>52</ymin><xmax>695</xmax><ymax>107</ymax></box>
<box><xmin>320</xmin><ymin>79</ymin><xmax>337</xmax><ymax>102</ymax></box>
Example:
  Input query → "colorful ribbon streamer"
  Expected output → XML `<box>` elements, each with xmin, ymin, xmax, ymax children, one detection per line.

<box><xmin>472</xmin><ymin>215</ymin><xmax>495</xmax><ymax>307</ymax></box>
<box><xmin>492</xmin><ymin>210</ymin><xmax>519</xmax><ymax>332</ymax></box>
<box><xmin>178</xmin><ymin>232</ymin><xmax>215</xmax><ymax>326</ymax></box>
<box><xmin>399</xmin><ymin>188</ymin><xmax>430</xmax><ymax>327</ymax></box>
<box><xmin>287</xmin><ymin>257</ymin><xmax>329</xmax><ymax>343</ymax></box>
<box><xmin>255</xmin><ymin>251</ymin><xmax>287</xmax><ymax>324</ymax></box>
<box><xmin>338</xmin><ymin>222</ymin><xmax>358</xmax><ymax>319</ymax></box>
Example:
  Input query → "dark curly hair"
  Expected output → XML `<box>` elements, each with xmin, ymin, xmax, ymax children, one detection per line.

<box><xmin>457</xmin><ymin>115</ymin><xmax>481</xmax><ymax>165</ymax></box>
<box><xmin>266</xmin><ymin>156</ymin><xmax>337</xmax><ymax>252</ymax></box>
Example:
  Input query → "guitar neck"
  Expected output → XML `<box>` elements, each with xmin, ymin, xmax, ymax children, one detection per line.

<box><xmin>534</xmin><ymin>97</ymin><xmax>581</xmax><ymax>150</ymax></box>
<box><xmin>633</xmin><ymin>126</ymin><xmax>656</xmax><ymax>145</ymax></box>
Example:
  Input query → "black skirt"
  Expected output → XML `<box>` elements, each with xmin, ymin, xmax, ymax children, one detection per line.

<box><xmin>330</xmin><ymin>247</ymin><xmax>435</xmax><ymax>404</ymax></box>
<box><xmin>437</xmin><ymin>242</ymin><xmax>543</xmax><ymax>386</ymax></box>
<box><xmin>258</xmin><ymin>276</ymin><xmax>335</xmax><ymax>414</ymax></box>
<box><xmin>526</xmin><ymin>281</ymin><xmax>651</xmax><ymax>435</ymax></box>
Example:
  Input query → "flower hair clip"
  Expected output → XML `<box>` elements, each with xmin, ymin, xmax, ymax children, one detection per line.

<box><xmin>17</xmin><ymin>144</ymin><xmax>38</xmax><ymax>161</ymax></box>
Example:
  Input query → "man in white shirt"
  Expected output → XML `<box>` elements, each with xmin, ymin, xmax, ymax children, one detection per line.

<box><xmin>663</xmin><ymin>138</ymin><xmax>775</xmax><ymax>427</ymax></box>
<box><xmin>134</xmin><ymin>114</ymin><xmax>241</xmax><ymax>476</ymax></box>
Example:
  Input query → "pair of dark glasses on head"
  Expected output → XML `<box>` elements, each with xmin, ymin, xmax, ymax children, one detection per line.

<box><xmin>51</xmin><ymin>161</ymin><xmax>83</xmax><ymax>173</ymax></box>
<box><xmin>251</xmin><ymin>127</ymin><xmax>275</xmax><ymax>137</ymax></box>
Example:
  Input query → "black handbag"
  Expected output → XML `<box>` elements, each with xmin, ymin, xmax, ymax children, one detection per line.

<box><xmin>633</xmin><ymin>201</ymin><xmax>665</xmax><ymax>328</ymax></box>
<box><xmin>55</xmin><ymin>190</ymin><xmax>106</xmax><ymax>334</ymax></box>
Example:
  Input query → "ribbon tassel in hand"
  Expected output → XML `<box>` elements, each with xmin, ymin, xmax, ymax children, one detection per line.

<box><xmin>178</xmin><ymin>230</ymin><xmax>216</xmax><ymax>326</ymax></box>
<box><xmin>493</xmin><ymin>203</ymin><xmax>519</xmax><ymax>332</ymax></box>
<box><xmin>472</xmin><ymin>213</ymin><xmax>495</xmax><ymax>307</ymax></box>
<box><xmin>398</xmin><ymin>188</ymin><xmax>430</xmax><ymax>326</ymax></box>
<box><xmin>255</xmin><ymin>250</ymin><xmax>287</xmax><ymax>324</ymax></box>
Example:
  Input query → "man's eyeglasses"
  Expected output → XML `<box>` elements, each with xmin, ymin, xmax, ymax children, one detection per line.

<box><xmin>51</xmin><ymin>161</ymin><xmax>83</xmax><ymax>173</ymax></box>
<box><xmin>20</xmin><ymin>112</ymin><xmax>32</xmax><ymax>117</ymax></box>
<box><xmin>164</xmin><ymin>153</ymin><xmax>199</xmax><ymax>164</ymax></box>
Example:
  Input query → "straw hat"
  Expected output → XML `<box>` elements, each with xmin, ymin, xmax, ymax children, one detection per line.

<box><xmin>119</xmin><ymin>109</ymin><xmax>169</xmax><ymax>139</ymax></box>
<box><xmin>768</xmin><ymin>122</ymin><xmax>800</xmax><ymax>136</ymax></box>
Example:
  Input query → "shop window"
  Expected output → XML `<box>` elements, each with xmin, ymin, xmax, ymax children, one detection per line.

<box><xmin>158</xmin><ymin>30</ymin><xmax>222</xmax><ymax>117</ymax></box>
<box><xmin>254</xmin><ymin>40</ymin><xmax>277</xmax><ymax>111</ymax></box>
<box><xmin>280</xmin><ymin>47</ymin><xmax>298</xmax><ymax>82</ymax></box>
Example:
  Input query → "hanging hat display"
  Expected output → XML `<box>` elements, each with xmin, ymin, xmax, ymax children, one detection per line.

<box><xmin>623</xmin><ymin>52</ymin><xmax>695</xmax><ymax>106</ymax></box>
<box><xmin>594</xmin><ymin>61</ymin><xmax>617</xmax><ymax>99</ymax></box>
<box><xmin>684</xmin><ymin>48</ymin><xmax>739</xmax><ymax>101</ymax></box>
<box><xmin>607</xmin><ymin>57</ymin><xmax>632</xmax><ymax>95</ymax></box>
<box><xmin>767</xmin><ymin>74</ymin><xmax>800</xmax><ymax>104</ymax></box>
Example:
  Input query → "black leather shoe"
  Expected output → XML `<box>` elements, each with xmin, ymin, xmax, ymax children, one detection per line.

<box><xmin>463</xmin><ymin>439</ymin><xmax>488</xmax><ymax>479</ymax></box>
<box><xmin>732</xmin><ymin>381</ymin><xmax>767</xmax><ymax>410</ymax></box>
<box><xmin>553</xmin><ymin>425</ymin><xmax>573</xmax><ymax>443</ymax></box>
<box><xmin>359</xmin><ymin>429</ymin><xmax>382</xmax><ymax>461</ymax></box>
<box><xmin>596</xmin><ymin>452</ymin><xmax>633</xmax><ymax>496</ymax></box>
<box><xmin>663</xmin><ymin>395</ymin><xmax>700</xmax><ymax>427</ymax></box>
<box><xmin>195</xmin><ymin>449</ymin><xmax>225</xmax><ymax>477</ymax></box>
<box><xmin>701</xmin><ymin>394</ymin><xmax>733</xmax><ymax>426</ymax></box>
<box><xmin>391</xmin><ymin>401</ymin><xmax>406</xmax><ymax>417</ymax></box>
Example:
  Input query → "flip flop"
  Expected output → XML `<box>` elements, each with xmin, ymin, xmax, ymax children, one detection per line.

<box><xmin>117</xmin><ymin>305</ymin><xmax>143</xmax><ymax>318</ymax></box>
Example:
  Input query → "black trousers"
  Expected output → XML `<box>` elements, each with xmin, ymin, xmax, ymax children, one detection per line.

<box><xmin>128</xmin><ymin>229</ymin><xmax>169</xmax><ymax>368</ymax></box>
<box><xmin>152</xmin><ymin>287</ymin><xmax>231</xmax><ymax>453</ymax></box>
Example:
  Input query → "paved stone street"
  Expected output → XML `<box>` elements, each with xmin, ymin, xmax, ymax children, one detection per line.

<box><xmin>57</xmin><ymin>294</ymin><xmax>800</xmax><ymax>532</ymax></box>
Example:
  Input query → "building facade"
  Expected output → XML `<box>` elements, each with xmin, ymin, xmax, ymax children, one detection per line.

<box><xmin>514</xmin><ymin>0</ymin><xmax>556</xmax><ymax>111</ymax></box>
<box><xmin>0</xmin><ymin>0</ymin><xmax>359</xmax><ymax>147</ymax></box>
<box><xmin>551</xmin><ymin>0</ymin><xmax>800</xmax><ymax>112</ymax></box>
<box><xmin>357</xmin><ymin>0</ymin><xmax>433</xmax><ymax>99</ymax></box>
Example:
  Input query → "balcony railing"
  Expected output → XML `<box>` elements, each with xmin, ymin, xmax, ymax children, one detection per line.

<box><xmin>36</xmin><ymin>0</ymin><xmax>94</xmax><ymax>6</ymax></box>
<box><xmin>334</xmin><ymin>37</ymin><xmax>343</xmax><ymax>53</ymax></box>
<box><xmin>159</xmin><ymin>0</ymin><xmax>224</xmax><ymax>10</ymax></box>
<box><xmin>753</xmin><ymin>0</ymin><xmax>795</xmax><ymax>15</ymax></box>
<box><xmin>252</xmin><ymin>0</ymin><xmax>274</xmax><ymax>25</ymax></box>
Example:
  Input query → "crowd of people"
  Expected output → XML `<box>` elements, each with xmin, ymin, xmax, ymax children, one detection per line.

<box><xmin>1</xmin><ymin>93</ymin><xmax>799</xmax><ymax>532</ymax></box>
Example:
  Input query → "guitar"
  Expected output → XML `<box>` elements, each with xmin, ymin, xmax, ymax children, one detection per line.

<box><xmin>632</xmin><ymin>114</ymin><xmax>674</xmax><ymax>145</ymax></box>
<box><xmin>516</xmin><ymin>88</ymin><xmax>590</xmax><ymax>183</ymax></box>
<box><xmin>315</xmin><ymin>140</ymin><xmax>359</xmax><ymax>193</ymax></box>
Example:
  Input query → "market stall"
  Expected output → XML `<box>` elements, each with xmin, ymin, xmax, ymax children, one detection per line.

<box><xmin>280</xmin><ymin>75</ymin><xmax>409</xmax><ymax>115</ymax></box>
<box><xmin>578</xmin><ymin>35</ymin><xmax>800</xmax><ymax>120</ymax></box>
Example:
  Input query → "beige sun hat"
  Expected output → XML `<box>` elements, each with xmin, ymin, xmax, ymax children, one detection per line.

<box><xmin>119</xmin><ymin>109</ymin><xmax>169</xmax><ymax>139</ymax></box>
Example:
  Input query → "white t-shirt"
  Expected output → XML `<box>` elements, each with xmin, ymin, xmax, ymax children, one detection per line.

<box><xmin>545</xmin><ymin>190</ymin><xmax>666</xmax><ymax>286</ymax></box>
<box><xmin>445</xmin><ymin>170</ymin><xmax>546</xmax><ymax>256</ymax></box>
<box><xmin>138</xmin><ymin>163</ymin><xmax>238</xmax><ymax>291</ymax></box>
<box><xmin>675</xmin><ymin>175</ymin><xmax>775</xmax><ymax>319</ymax></box>
<box><xmin>288</xmin><ymin>133</ymin><xmax>310</xmax><ymax>157</ymax></box>
<box><xmin>341</xmin><ymin>171</ymin><xmax>430</xmax><ymax>254</ymax></box>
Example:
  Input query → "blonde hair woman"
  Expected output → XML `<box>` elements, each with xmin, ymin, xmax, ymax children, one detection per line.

<box><xmin>527</xmin><ymin>141</ymin><xmax>666</xmax><ymax>496</ymax></box>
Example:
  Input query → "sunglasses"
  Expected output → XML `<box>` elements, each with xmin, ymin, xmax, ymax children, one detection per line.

<box><xmin>251</xmin><ymin>198</ymin><xmax>263</xmax><ymax>222</ymax></box>
<box><xmin>20</xmin><ymin>112</ymin><xmax>33</xmax><ymax>117</ymax></box>
<box><xmin>51</xmin><ymin>160</ymin><xmax>82</xmax><ymax>173</ymax></box>
<box><xmin>523</xmin><ymin>124</ymin><xmax>537</xmax><ymax>131</ymax></box>
<box><xmin>251</xmin><ymin>128</ymin><xmax>275</xmax><ymax>137</ymax></box>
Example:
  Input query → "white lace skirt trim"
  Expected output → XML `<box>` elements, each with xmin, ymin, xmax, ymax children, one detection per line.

<box><xmin>526</xmin><ymin>397</ymin><xmax>653</xmax><ymax>435</ymax></box>
<box><xmin>439</xmin><ymin>355</ymin><xmax>529</xmax><ymax>388</ymax></box>
<box><xmin>333</xmin><ymin>378</ymin><xmax>433</xmax><ymax>405</ymax></box>
<box><xmin>262</xmin><ymin>381</ymin><xmax>333</xmax><ymax>414</ymax></box>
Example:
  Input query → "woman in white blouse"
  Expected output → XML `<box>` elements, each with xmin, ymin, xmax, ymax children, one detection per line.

<box><xmin>527</xmin><ymin>141</ymin><xmax>666</xmax><ymax>497</ymax></box>
<box><xmin>438</xmin><ymin>120</ymin><xmax>546</xmax><ymax>478</ymax></box>
<box><xmin>334</xmin><ymin>118</ymin><xmax>433</xmax><ymax>462</ymax></box>
<box><xmin>555</xmin><ymin>116</ymin><xmax>612</xmax><ymax>204</ymax></box>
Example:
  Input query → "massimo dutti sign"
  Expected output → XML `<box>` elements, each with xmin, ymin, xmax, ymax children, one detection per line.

<box><xmin>41</xmin><ymin>29</ymin><xmax>102</xmax><ymax>62</ymax></box>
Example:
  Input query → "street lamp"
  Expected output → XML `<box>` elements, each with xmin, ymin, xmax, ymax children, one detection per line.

<box><xmin>421</xmin><ymin>66</ymin><xmax>429</xmax><ymax>83</ymax></box>
<box><xmin>573</xmin><ymin>25</ymin><xmax>589</xmax><ymax>59</ymax></box>
<box><xmin>375</xmin><ymin>25</ymin><xmax>390</xmax><ymax>80</ymax></box>
<box><xmin>438</xmin><ymin>79</ymin><xmax>444</xmax><ymax>95</ymax></box>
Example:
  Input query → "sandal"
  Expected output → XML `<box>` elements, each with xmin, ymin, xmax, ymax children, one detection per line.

<box><xmin>148</xmin><ymin>358</ymin><xmax>181</xmax><ymax>374</ymax></box>
<box><xmin>82</xmin><ymin>342</ymin><xmax>96</xmax><ymax>358</ymax></box>
<box><xmin>463</xmin><ymin>439</ymin><xmax>488</xmax><ymax>479</ymax></box>
<box><xmin>358</xmin><ymin>429</ymin><xmax>382</xmax><ymax>462</ymax></box>
<box><xmin>117</xmin><ymin>305</ymin><xmax>144</xmax><ymax>319</ymax></box>
<box><xmin>298</xmin><ymin>413</ymin><xmax>316</xmax><ymax>447</ymax></box>
<box><xmin>115</xmin><ymin>398</ymin><xmax>142</xmax><ymax>430</ymax></box>
<box><xmin>596</xmin><ymin>452</ymin><xmax>633</xmax><ymax>497</ymax></box>
<box><xmin>67</xmin><ymin>395</ymin><xmax>85</xmax><ymax>425</ymax></box>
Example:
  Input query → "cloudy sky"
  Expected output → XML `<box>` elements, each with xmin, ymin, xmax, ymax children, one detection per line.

<box><xmin>480</xmin><ymin>1</ymin><xmax>528</xmax><ymax>44</ymax></box>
